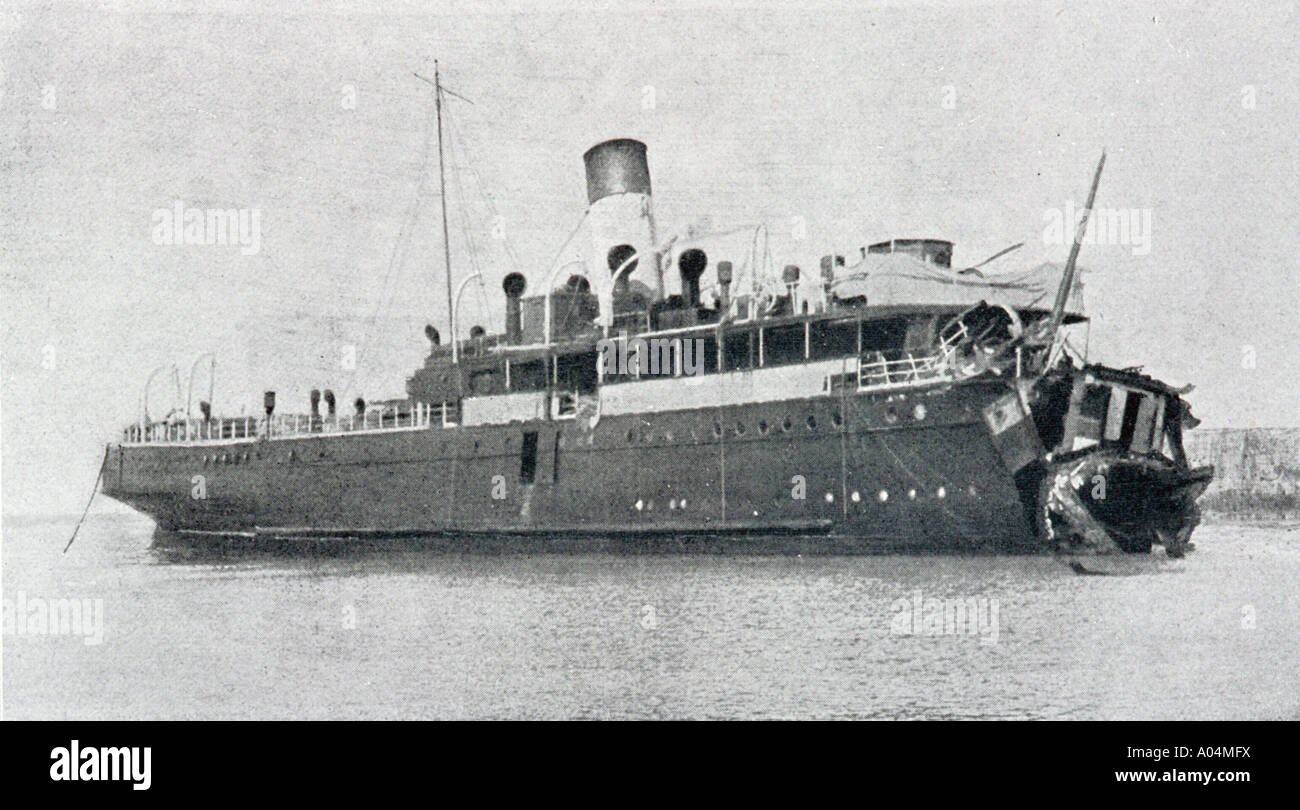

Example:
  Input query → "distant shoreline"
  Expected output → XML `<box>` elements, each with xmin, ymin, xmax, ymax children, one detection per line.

<box><xmin>1186</xmin><ymin>427</ymin><xmax>1298</xmax><ymax>524</ymax></box>
<box><xmin>1201</xmin><ymin>511</ymin><xmax>1300</xmax><ymax>527</ymax></box>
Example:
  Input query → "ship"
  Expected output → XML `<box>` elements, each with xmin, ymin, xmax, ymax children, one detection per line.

<box><xmin>100</xmin><ymin>73</ymin><xmax>1212</xmax><ymax>555</ymax></box>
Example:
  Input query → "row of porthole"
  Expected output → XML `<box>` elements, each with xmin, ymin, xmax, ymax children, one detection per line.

<box><xmin>715</xmin><ymin>411</ymin><xmax>843</xmax><ymax>438</ymax></box>
<box><xmin>632</xmin><ymin>486</ymin><xmax>974</xmax><ymax>513</ymax></box>
<box><xmin>634</xmin><ymin>498</ymin><xmax>688</xmax><ymax>512</ymax></box>
<box><xmin>880</xmin><ymin>403</ymin><xmax>927</xmax><ymax>424</ymax></box>
<box><xmin>824</xmin><ymin>484</ymin><xmax>966</xmax><ymax>504</ymax></box>
<box><xmin>625</xmin><ymin>412</ymin><xmax>839</xmax><ymax>445</ymax></box>
<box><xmin>200</xmin><ymin>450</ymin><xmax>305</xmax><ymax>465</ymax></box>
<box><xmin>202</xmin><ymin>452</ymin><xmax>253</xmax><ymax>465</ymax></box>
<box><xmin>626</xmin><ymin>403</ymin><xmax>929</xmax><ymax>445</ymax></box>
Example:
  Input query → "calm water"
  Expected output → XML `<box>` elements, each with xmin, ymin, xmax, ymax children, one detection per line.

<box><xmin>4</xmin><ymin>514</ymin><xmax>1297</xmax><ymax>720</ymax></box>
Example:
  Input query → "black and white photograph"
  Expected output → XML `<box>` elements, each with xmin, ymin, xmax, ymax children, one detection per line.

<box><xmin>1</xmin><ymin>0</ymin><xmax>1295</xmax><ymax>763</ymax></box>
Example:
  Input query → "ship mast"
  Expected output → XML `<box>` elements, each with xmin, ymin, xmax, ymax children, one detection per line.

<box><xmin>416</xmin><ymin>62</ymin><xmax>456</xmax><ymax>340</ymax></box>
<box><xmin>1045</xmin><ymin>151</ymin><xmax>1106</xmax><ymax>339</ymax></box>
<box><xmin>434</xmin><ymin>62</ymin><xmax>456</xmax><ymax>339</ymax></box>
<box><xmin>1019</xmin><ymin>150</ymin><xmax>1106</xmax><ymax>351</ymax></box>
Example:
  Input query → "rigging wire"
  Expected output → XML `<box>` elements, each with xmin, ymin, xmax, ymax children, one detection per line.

<box><xmin>443</xmin><ymin>108</ymin><xmax>492</xmax><ymax>334</ymax></box>
<box><xmin>443</xmin><ymin>92</ymin><xmax>524</xmax><ymax>272</ymax></box>
<box><xmin>338</xmin><ymin>85</ymin><xmax>439</xmax><ymax>402</ymax></box>
<box><xmin>443</xmin><ymin>94</ymin><xmax>535</xmax><ymax>332</ymax></box>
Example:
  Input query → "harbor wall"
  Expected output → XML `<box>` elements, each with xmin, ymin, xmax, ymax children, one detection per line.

<box><xmin>1184</xmin><ymin>428</ymin><xmax>1300</xmax><ymax>519</ymax></box>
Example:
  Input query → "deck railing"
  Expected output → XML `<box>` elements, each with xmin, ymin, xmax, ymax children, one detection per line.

<box><xmin>856</xmin><ymin>349</ymin><xmax>952</xmax><ymax>390</ymax></box>
<box><xmin>123</xmin><ymin>401</ymin><xmax>458</xmax><ymax>445</ymax></box>
<box><xmin>824</xmin><ymin>349</ymin><xmax>954</xmax><ymax>393</ymax></box>
<box><xmin>850</xmin><ymin>323</ymin><xmax>972</xmax><ymax>391</ymax></box>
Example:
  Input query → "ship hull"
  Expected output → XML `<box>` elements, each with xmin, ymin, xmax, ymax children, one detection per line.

<box><xmin>103</xmin><ymin>378</ymin><xmax>1042</xmax><ymax>552</ymax></box>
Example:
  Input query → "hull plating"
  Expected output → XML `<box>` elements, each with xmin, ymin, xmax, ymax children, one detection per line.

<box><xmin>103</xmin><ymin>380</ymin><xmax>1038</xmax><ymax>551</ymax></box>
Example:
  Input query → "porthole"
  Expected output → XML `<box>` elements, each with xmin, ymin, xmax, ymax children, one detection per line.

<box><xmin>712</xmin><ymin>422</ymin><xmax>722</xmax><ymax>437</ymax></box>
<box><xmin>735</xmin><ymin>422</ymin><xmax>746</xmax><ymax>436</ymax></box>
<box><xmin>782</xmin><ymin>416</ymin><xmax>793</xmax><ymax>432</ymax></box>
<box><xmin>884</xmin><ymin>407</ymin><xmax>899</xmax><ymax>424</ymax></box>
<box><xmin>878</xmin><ymin>489</ymin><xmax>889</xmax><ymax>502</ymax></box>
<box><xmin>913</xmin><ymin>404</ymin><xmax>927</xmax><ymax>421</ymax></box>
<box><xmin>806</xmin><ymin>414</ymin><xmax>817</xmax><ymax>430</ymax></box>
<box><xmin>627</xmin><ymin>429</ymin><xmax>635</xmax><ymax>443</ymax></box>
<box><xmin>831</xmin><ymin>411</ymin><xmax>843</xmax><ymax>428</ymax></box>
<box><xmin>758</xmin><ymin>420</ymin><xmax>770</xmax><ymax>435</ymax></box>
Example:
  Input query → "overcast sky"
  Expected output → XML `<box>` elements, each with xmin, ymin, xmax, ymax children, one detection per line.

<box><xmin>2</xmin><ymin>0</ymin><xmax>1296</xmax><ymax>514</ymax></box>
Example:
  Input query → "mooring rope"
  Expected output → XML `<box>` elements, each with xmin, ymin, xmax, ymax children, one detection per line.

<box><xmin>63</xmin><ymin>446</ymin><xmax>109</xmax><ymax>554</ymax></box>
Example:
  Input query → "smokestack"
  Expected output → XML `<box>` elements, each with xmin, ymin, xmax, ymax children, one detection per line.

<box><xmin>263</xmin><ymin>390</ymin><xmax>276</xmax><ymax>418</ymax></box>
<box><xmin>583</xmin><ymin>139</ymin><xmax>651</xmax><ymax>203</ymax></box>
<box><xmin>323</xmin><ymin>389</ymin><xmax>336</xmax><ymax>418</ymax></box>
<box><xmin>582</xmin><ymin>139</ymin><xmax>660</xmax><ymax>300</ymax></box>
<box><xmin>503</xmin><ymin>273</ymin><xmax>527</xmax><ymax>344</ymax></box>
<box><xmin>310</xmin><ymin>389</ymin><xmax>321</xmax><ymax>419</ymax></box>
